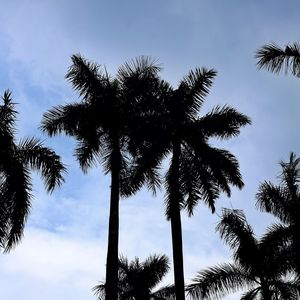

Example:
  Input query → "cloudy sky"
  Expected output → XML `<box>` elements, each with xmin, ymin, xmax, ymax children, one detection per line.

<box><xmin>0</xmin><ymin>1</ymin><xmax>299</xmax><ymax>299</ymax></box>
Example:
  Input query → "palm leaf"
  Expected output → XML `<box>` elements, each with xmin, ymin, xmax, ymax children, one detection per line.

<box><xmin>256</xmin><ymin>181</ymin><xmax>292</xmax><ymax>224</ymax></box>
<box><xmin>216</xmin><ymin>209</ymin><xmax>258</xmax><ymax>270</ymax></box>
<box><xmin>196</xmin><ymin>105</ymin><xmax>251</xmax><ymax>139</ymax></box>
<box><xmin>17</xmin><ymin>137</ymin><xmax>66</xmax><ymax>192</ymax></box>
<box><xmin>151</xmin><ymin>285</ymin><xmax>175</xmax><ymax>300</ymax></box>
<box><xmin>256</xmin><ymin>42</ymin><xmax>300</xmax><ymax>77</ymax></box>
<box><xmin>178</xmin><ymin>68</ymin><xmax>216</xmax><ymax>116</ymax></box>
<box><xmin>186</xmin><ymin>263</ymin><xmax>255</xmax><ymax>300</ymax></box>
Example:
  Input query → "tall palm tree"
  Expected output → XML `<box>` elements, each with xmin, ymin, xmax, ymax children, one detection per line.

<box><xmin>186</xmin><ymin>209</ymin><xmax>300</xmax><ymax>300</ymax></box>
<box><xmin>128</xmin><ymin>68</ymin><xmax>251</xmax><ymax>299</ymax></box>
<box><xmin>256</xmin><ymin>42</ymin><xmax>300</xmax><ymax>77</ymax></box>
<box><xmin>0</xmin><ymin>90</ymin><xmax>65</xmax><ymax>251</ymax></box>
<box><xmin>256</xmin><ymin>152</ymin><xmax>300</xmax><ymax>277</ymax></box>
<box><xmin>41</xmin><ymin>55</ymin><xmax>162</xmax><ymax>300</ymax></box>
<box><xmin>94</xmin><ymin>254</ymin><xmax>175</xmax><ymax>300</ymax></box>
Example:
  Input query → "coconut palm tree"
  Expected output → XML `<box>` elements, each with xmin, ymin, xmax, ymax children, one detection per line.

<box><xmin>186</xmin><ymin>209</ymin><xmax>300</xmax><ymax>300</ymax></box>
<box><xmin>256</xmin><ymin>42</ymin><xmax>300</xmax><ymax>77</ymax></box>
<box><xmin>127</xmin><ymin>68</ymin><xmax>251</xmax><ymax>299</ymax></box>
<box><xmin>40</xmin><ymin>55</ymin><xmax>162</xmax><ymax>300</ymax></box>
<box><xmin>0</xmin><ymin>90</ymin><xmax>65</xmax><ymax>251</ymax></box>
<box><xmin>94</xmin><ymin>254</ymin><xmax>175</xmax><ymax>300</ymax></box>
<box><xmin>256</xmin><ymin>152</ymin><xmax>300</xmax><ymax>277</ymax></box>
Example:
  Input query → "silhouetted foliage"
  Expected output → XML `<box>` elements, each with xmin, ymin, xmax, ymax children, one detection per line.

<box><xmin>94</xmin><ymin>254</ymin><xmax>175</xmax><ymax>300</ymax></box>
<box><xmin>256</xmin><ymin>42</ymin><xmax>300</xmax><ymax>77</ymax></box>
<box><xmin>256</xmin><ymin>152</ymin><xmax>300</xmax><ymax>277</ymax></box>
<box><xmin>41</xmin><ymin>55</ymin><xmax>163</xmax><ymax>300</ymax></box>
<box><xmin>127</xmin><ymin>68</ymin><xmax>251</xmax><ymax>299</ymax></box>
<box><xmin>0</xmin><ymin>90</ymin><xmax>65</xmax><ymax>251</ymax></box>
<box><xmin>186</xmin><ymin>209</ymin><xmax>300</xmax><ymax>300</ymax></box>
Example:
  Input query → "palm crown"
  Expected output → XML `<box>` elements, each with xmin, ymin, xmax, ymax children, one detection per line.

<box><xmin>94</xmin><ymin>254</ymin><xmax>174</xmax><ymax>300</ymax></box>
<box><xmin>256</xmin><ymin>152</ymin><xmax>300</xmax><ymax>276</ymax></box>
<box><xmin>187</xmin><ymin>209</ymin><xmax>299</xmax><ymax>300</ymax></box>
<box><xmin>0</xmin><ymin>90</ymin><xmax>65</xmax><ymax>251</ymax></box>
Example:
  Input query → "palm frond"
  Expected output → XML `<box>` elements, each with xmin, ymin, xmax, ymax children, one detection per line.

<box><xmin>17</xmin><ymin>137</ymin><xmax>66</xmax><ymax>193</ymax></box>
<box><xmin>256</xmin><ymin>42</ymin><xmax>300</xmax><ymax>77</ymax></box>
<box><xmin>179</xmin><ymin>68</ymin><xmax>216</xmax><ymax>115</ymax></box>
<box><xmin>143</xmin><ymin>254</ymin><xmax>170</xmax><ymax>290</ymax></box>
<box><xmin>120</xmin><ymin>144</ymin><xmax>164</xmax><ymax>197</ymax></box>
<box><xmin>240</xmin><ymin>287</ymin><xmax>260</xmax><ymax>300</ymax></box>
<box><xmin>151</xmin><ymin>285</ymin><xmax>175</xmax><ymax>300</ymax></box>
<box><xmin>74</xmin><ymin>133</ymin><xmax>104</xmax><ymax>173</ymax></box>
<box><xmin>256</xmin><ymin>181</ymin><xmax>293</xmax><ymax>224</ymax></box>
<box><xmin>186</xmin><ymin>263</ymin><xmax>255</xmax><ymax>300</ymax></box>
<box><xmin>279</xmin><ymin>152</ymin><xmax>300</xmax><ymax>199</ymax></box>
<box><xmin>217</xmin><ymin>209</ymin><xmax>258</xmax><ymax>269</ymax></box>
<box><xmin>117</xmin><ymin>56</ymin><xmax>161</xmax><ymax>85</ymax></box>
<box><xmin>0</xmin><ymin>90</ymin><xmax>17</xmax><ymax>139</ymax></box>
<box><xmin>184</xmin><ymin>140</ymin><xmax>244</xmax><ymax>196</ymax></box>
<box><xmin>3</xmin><ymin>162</ymin><xmax>32</xmax><ymax>251</ymax></box>
<box><xmin>260</xmin><ymin>223</ymin><xmax>291</xmax><ymax>249</ymax></box>
<box><xmin>93</xmin><ymin>282</ymin><xmax>106</xmax><ymax>300</ymax></box>
<box><xmin>179</xmin><ymin>148</ymin><xmax>220</xmax><ymax>215</ymax></box>
<box><xmin>66</xmin><ymin>54</ymin><xmax>109</xmax><ymax>101</ymax></box>
<box><xmin>41</xmin><ymin>102</ymin><xmax>88</xmax><ymax>137</ymax></box>
<box><xmin>197</xmin><ymin>105</ymin><xmax>251</xmax><ymax>139</ymax></box>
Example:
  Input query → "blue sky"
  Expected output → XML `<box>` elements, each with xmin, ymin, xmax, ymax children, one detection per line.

<box><xmin>0</xmin><ymin>1</ymin><xmax>299</xmax><ymax>299</ymax></box>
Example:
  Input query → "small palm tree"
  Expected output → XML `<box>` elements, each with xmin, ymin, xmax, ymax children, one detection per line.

<box><xmin>128</xmin><ymin>68</ymin><xmax>251</xmax><ymax>299</ymax></box>
<box><xmin>0</xmin><ymin>90</ymin><xmax>65</xmax><ymax>251</ymax></box>
<box><xmin>256</xmin><ymin>152</ymin><xmax>300</xmax><ymax>277</ymax></box>
<box><xmin>186</xmin><ymin>209</ymin><xmax>300</xmax><ymax>300</ymax></box>
<box><xmin>94</xmin><ymin>254</ymin><xmax>175</xmax><ymax>300</ymax></box>
<box><xmin>256</xmin><ymin>42</ymin><xmax>300</xmax><ymax>77</ymax></box>
<box><xmin>41</xmin><ymin>55</ymin><xmax>162</xmax><ymax>300</ymax></box>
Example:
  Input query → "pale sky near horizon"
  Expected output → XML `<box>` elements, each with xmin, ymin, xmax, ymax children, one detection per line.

<box><xmin>0</xmin><ymin>1</ymin><xmax>300</xmax><ymax>299</ymax></box>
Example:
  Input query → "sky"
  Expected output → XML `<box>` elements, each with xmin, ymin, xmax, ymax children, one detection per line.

<box><xmin>0</xmin><ymin>0</ymin><xmax>299</xmax><ymax>299</ymax></box>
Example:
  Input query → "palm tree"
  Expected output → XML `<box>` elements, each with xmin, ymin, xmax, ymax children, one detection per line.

<box><xmin>128</xmin><ymin>68</ymin><xmax>251</xmax><ymax>300</ymax></box>
<box><xmin>186</xmin><ymin>209</ymin><xmax>300</xmax><ymax>300</ymax></box>
<box><xmin>0</xmin><ymin>90</ymin><xmax>65</xmax><ymax>251</ymax></box>
<box><xmin>40</xmin><ymin>55</ymin><xmax>162</xmax><ymax>300</ymax></box>
<box><xmin>256</xmin><ymin>42</ymin><xmax>300</xmax><ymax>77</ymax></box>
<box><xmin>256</xmin><ymin>152</ymin><xmax>300</xmax><ymax>277</ymax></box>
<box><xmin>94</xmin><ymin>254</ymin><xmax>175</xmax><ymax>300</ymax></box>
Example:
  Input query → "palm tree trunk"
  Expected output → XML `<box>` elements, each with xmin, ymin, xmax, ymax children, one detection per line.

<box><xmin>170</xmin><ymin>140</ymin><xmax>186</xmax><ymax>300</ymax></box>
<box><xmin>105</xmin><ymin>143</ymin><xmax>121</xmax><ymax>300</ymax></box>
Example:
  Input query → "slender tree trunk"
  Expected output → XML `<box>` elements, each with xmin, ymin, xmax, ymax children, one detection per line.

<box><xmin>105</xmin><ymin>143</ymin><xmax>121</xmax><ymax>300</ymax></box>
<box><xmin>170</xmin><ymin>140</ymin><xmax>186</xmax><ymax>300</ymax></box>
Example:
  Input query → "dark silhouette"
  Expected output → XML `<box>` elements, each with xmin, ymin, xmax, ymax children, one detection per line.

<box><xmin>256</xmin><ymin>42</ymin><xmax>300</xmax><ymax>77</ymax></box>
<box><xmin>256</xmin><ymin>152</ymin><xmax>300</xmax><ymax>278</ymax></box>
<box><xmin>128</xmin><ymin>68</ymin><xmax>251</xmax><ymax>299</ymax></box>
<box><xmin>0</xmin><ymin>90</ymin><xmax>65</xmax><ymax>251</ymax></box>
<box><xmin>40</xmin><ymin>56</ymin><xmax>162</xmax><ymax>300</ymax></box>
<box><xmin>93</xmin><ymin>254</ymin><xmax>175</xmax><ymax>300</ymax></box>
<box><xmin>186</xmin><ymin>209</ymin><xmax>300</xmax><ymax>300</ymax></box>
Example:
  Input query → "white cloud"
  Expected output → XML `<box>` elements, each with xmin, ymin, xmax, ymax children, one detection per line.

<box><xmin>0</xmin><ymin>227</ymin><xmax>104</xmax><ymax>300</ymax></box>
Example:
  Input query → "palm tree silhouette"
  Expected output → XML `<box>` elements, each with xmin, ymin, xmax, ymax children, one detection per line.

<box><xmin>128</xmin><ymin>68</ymin><xmax>251</xmax><ymax>299</ymax></box>
<box><xmin>186</xmin><ymin>209</ymin><xmax>300</xmax><ymax>300</ymax></box>
<box><xmin>40</xmin><ymin>55</ymin><xmax>162</xmax><ymax>300</ymax></box>
<box><xmin>0</xmin><ymin>90</ymin><xmax>65</xmax><ymax>251</ymax></box>
<box><xmin>256</xmin><ymin>152</ymin><xmax>300</xmax><ymax>277</ymax></box>
<box><xmin>94</xmin><ymin>254</ymin><xmax>175</xmax><ymax>300</ymax></box>
<box><xmin>256</xmin><ymin>42</ymin><xmax>300</xmax><ymax>77</ymax></box>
